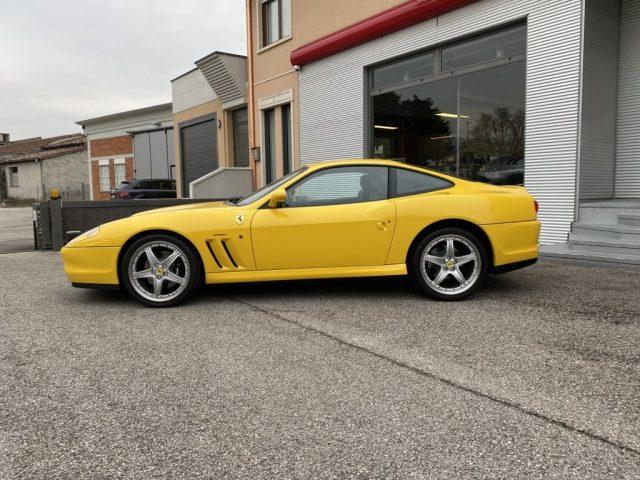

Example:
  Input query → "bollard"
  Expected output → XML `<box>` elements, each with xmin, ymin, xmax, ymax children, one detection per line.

<box><xmin>50</xmin><ymin>198</ymin><xmax>64</xmax><ymax>251</ymax></box>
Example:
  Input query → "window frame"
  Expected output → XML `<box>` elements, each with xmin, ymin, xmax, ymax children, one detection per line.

<box><xmin>368</xmin><ymin>22</ymin><xmax>526</xmax><ymax>97</ymax></box>
<box><xmin>282</xmin><ymin>165</ymin><xmax>390</xmax><ymax>209</ymax></box>
<box><xmin>262</xmin><ymin>107</ymin><xmax>277</xmax><ymax>184</ymax></box>
<box><xmin>99</xmin><ymin>164</ymin><xmax>110</xmax><ymax>192</ymax></box>
<box><xmin>232</xmin><ymin>107</ymin><xmax>249</xmax><ymax>168</ymax></box>
<box><xmin>9</xmin><ymin>166</ymin><xmax>19</xmax><ymax>187</ymax></box>
<box><xmin>366</xmin><ymin>22</ymin><xmax>527</xmax><ymax>177</ymax></box>
<box><xmin>113</xmin><ymin>162</ymin><xmax>126</xmax><ymax>187</ymax></box>
<box><xmin>281</xmin><ymin>103</ymin><xmax>292</xmax><ymax>175</ymax></box>
<box><xmin>259</xmin><ymin>0</ymin><xmax>291</xmax><ymax>48</ymax></box>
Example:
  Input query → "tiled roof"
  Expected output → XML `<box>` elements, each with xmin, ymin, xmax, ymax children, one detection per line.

<box><xmin>0</xmin><ymin>134</ymin><xmax>86</xmax><ymax>165</ymax></box>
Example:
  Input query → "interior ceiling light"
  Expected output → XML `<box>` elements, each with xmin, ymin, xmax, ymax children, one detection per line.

<box><xmin>436</xmin><ymin>113</ymin><xmax>469</xmax><ymax>119</ymax></box>
<box><xmin>374</xmin><ymin>125</ymin><xmax>399</xmax><ymax>130</ymax></box>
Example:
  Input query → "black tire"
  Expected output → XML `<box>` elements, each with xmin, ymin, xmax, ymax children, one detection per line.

<box><xmin>119</xmin><ymin>233</ymin><xmax>202</xmax><ymax>307</ymax></box>
<box><xmin>408</xmin><ymin>227</ymin><xmax>488</xmax><ymax>301</ymax></box>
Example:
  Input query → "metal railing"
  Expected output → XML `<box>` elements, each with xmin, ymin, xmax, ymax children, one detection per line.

<box><xmin>189</xmin><ymin>167</ymin><xmax>253</xmax><ymax>199</ymax></box>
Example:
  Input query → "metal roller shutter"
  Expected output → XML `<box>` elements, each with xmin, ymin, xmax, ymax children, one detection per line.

<box><xmin>616</xmin><ymin>0</ymin><xmax>640</xmax><ymax>198</ymax></box>
<box><xmin>180</xmin><ymin>117</ymin><xmax>218</xmax><ymax>194</ymax></box>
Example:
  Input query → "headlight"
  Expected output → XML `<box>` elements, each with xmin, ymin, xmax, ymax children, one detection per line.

<box><xmin>67</xmin><ymin>226</ymin><xmax>100</xmax><ymax>245</ymax></box>
<box><xmin>80</xmin><ymin>226</ymin><xmax>100</xmax><ymax>239</ymax></box>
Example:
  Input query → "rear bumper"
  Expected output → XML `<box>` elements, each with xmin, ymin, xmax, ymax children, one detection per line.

<box><xmin>481</xmin><ymin>220</ymin><xmax>540</xmax><ymax>267</ymax></box>
<box><xmin>61</xmin><ymin>246</ymin><xmax>120</xmax><ymax>286</ymax></box>
<box><xmin>491</xmin><ymin>257</ymin><xmax>537</xmax><ymax>274</ymax></box>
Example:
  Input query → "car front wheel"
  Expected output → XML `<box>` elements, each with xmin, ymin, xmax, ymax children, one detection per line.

<box><xmin>409</xmin><ymin>228</ymin><xmax>487</xmax><ymax>301</ymax></box>
<box><xmin>120</xmin><ymin>234</ymin><xmax>202</xmax><ymax>307</ymax></box>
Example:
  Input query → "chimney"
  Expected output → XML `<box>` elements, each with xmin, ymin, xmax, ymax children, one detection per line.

<box><xmin>0</xmin><ymin>133</ymin><xmax>9</xmax><ymax>144</ymax></box>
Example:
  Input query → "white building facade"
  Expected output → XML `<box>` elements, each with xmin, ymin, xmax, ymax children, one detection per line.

<box><xmin>294</xmin><ymin>0</ymin><xmax>639</xmax><ymax>247</ymax></box>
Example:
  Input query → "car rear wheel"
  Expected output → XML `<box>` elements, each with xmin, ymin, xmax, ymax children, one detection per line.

<box><xmin>120</xmin><ymin>234</ymin><xmax>202</xmax><ymax>307</ymax></box>
<box><xmin>409</xmin><ymin>228</ymin><xmax>487</xmax><ymax>301</ymax></box>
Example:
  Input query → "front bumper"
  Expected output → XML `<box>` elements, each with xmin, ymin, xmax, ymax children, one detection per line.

<box><xmin>61</xmin><ymin>246</ymin><xmax>120</xmax><ymax>286</ymax></box>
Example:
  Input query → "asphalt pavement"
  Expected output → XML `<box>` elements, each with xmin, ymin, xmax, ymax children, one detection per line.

<box><xmin>0</xmin><ymin>251</ymin><xmax>639</xmax><ymax>478</ymax></box>
<box><xmin>0</xmin><ymin>207</ymin><xmax>34</xmax><ymax>253</ymax></box>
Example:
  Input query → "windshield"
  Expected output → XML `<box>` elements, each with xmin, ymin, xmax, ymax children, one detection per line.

<box><xmin>229</xmin><ymin>167</ymin><xmax>307</xmax><ymax>206</ymax></box>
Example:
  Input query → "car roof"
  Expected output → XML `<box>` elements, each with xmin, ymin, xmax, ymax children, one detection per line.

<box><xmin>132</xmin><ymin>178</ymin><xmax>175</xmax><ymax>182</ymax></box>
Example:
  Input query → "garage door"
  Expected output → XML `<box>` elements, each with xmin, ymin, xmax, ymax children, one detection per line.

<box><xmin>180</xmin><ymin>115</ymin><xmax>218</xmax><ymax>193</ymax></box>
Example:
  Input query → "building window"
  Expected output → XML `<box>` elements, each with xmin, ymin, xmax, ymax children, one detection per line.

<box><xmin>281</xmin><ymin>103</ymin><xmax>292</xmax><ymax>175</ymax></box>
<box><xmin>372</xmin><ymin>52</ymin><xmax>434</xmax><ymax>89</ymax></box>
<box><xmin>370</xmin><ymin>25</ymin><xmax>526</xmax><ymax>185</ymax></box>
<box><xmin>441</xmin><ymin>25</ymin><xmax>526</xmax><ymax>73</ymax></box>
<box><xmin>9</xmin><ymin>166</ymin><xmax>19</xmax><ymax>187</ymax></box>
<box><xmin>232</xmin><ymin>108</ymin><xmax>249</xmax><ymax>167</ymax></box>
<box><xmin>99</xmin><ymin>164</ymin><xmax>111</xmax><ymax>191</ymax></box>
<box><xmin>263</xmin><ymin>108</ymin><xmax>276</xmax><ymax>184</ymax></box>
<box><xmin>261</xmin><ymin>0</ymin><xmax>291</xmax><ymax>47</ymax></box>
<box><xmin>114</xmin><ymin>162</ymin><xmax>126</xmax><ymax>187</ymax></box>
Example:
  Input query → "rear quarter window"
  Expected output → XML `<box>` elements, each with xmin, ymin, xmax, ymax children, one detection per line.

<box><xmin>391</xmin><ymin>168</ymin><xmax>452</xmax><ymax>197</ymax></box>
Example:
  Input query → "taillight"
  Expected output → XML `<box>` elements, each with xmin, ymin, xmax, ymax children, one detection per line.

<box><xmin>534</xmin><ymin>199</ymin><xmax>539</xmax><ymax>214</ymax></box>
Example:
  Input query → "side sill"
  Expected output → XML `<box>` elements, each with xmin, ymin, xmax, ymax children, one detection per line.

<box><xmin>490</xmin><ymin>257</ymin><xmax>537</xmax><ymax>275</ymax></box>
<box><xmin>71</xmin><ymin>282</ymin><xmax>120</xmax><ymax>291</ymax></box>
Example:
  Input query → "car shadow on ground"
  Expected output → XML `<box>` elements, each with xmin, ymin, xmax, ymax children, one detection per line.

<box><xmin>77</xmin><ymin>272</ymin><xmax>528</xmax><ymax>307</ymax></box>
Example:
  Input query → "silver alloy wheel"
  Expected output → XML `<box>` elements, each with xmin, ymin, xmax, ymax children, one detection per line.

<box><xmin>420</xmin><ymin>234</ymin><xmax>481</xmax><ymax>295</ymax></box>
<box><xmin>128</xmin><ymin>241</ymin><xmax>190</xmax><ymax>303</ymax></box>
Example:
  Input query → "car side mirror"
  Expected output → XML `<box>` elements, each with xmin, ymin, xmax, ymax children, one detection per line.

<box><xmin>268</xmin><ymin>188</ymin><xmax>287</xmax><ymax>208</ymax></box>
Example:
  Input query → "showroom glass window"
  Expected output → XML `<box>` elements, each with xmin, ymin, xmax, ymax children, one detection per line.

<box><xmin>370</xmin><ymin>24</ymin><xmax>526</xmax><ymax>185</ymax></box>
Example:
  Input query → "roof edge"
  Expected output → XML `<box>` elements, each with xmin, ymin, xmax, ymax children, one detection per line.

<box><xmin>290</xmin><ymin>0</ymin><xmax>477</xmax><ymax>66</ymax></box>
<box><xmin>194</xmin><ymin>50</ymin><xmax>247</xmax><ymax>65</ymax></box>
<box><xmin>76</xmin><ymin>102</ymin><xmax>173</xmax><ymax>126</ymax></box>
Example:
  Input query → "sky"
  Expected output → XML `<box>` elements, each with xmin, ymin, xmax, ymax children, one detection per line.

<box><xmin>0</xmin><ymin>0</ymin><xmax>246</xmax><ymax>141</ymax></box>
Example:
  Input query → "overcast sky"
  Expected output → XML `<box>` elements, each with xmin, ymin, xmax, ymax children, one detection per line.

<box><xmin>0</xmin><ymin>0</ymin><xmax>246</xmax><ymax>141</ymax></box>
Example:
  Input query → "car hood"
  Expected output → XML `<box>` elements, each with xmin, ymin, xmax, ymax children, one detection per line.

<box><xmin>132</xmin><ymin>201</ymin><xmax>231</xmax><ymax>216</ymax></box>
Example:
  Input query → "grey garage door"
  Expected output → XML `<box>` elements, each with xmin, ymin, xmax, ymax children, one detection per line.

<box><xmin>180</xmin><ymin>115</ymin><xmax>218</xmax><ymax>193</ymax></box>
<box><xmin>133</xmin><ymin>128</ymin><xmax>175</xmax><ymax>180</ymax></box>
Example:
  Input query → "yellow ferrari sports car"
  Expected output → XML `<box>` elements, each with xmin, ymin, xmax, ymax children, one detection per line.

<box><xmin>61</xmin><ymin>159</ymin><xmax>540</xmax><ymax>307</ymax></box>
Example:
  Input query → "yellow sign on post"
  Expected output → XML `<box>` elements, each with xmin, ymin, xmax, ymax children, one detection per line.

<box><xmin>50</xmin><ymin>189</ymin><xmax>61</xmax><ymax>200</ymax></box>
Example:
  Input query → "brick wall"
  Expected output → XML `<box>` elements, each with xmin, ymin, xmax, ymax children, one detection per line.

<box><xmin>91</xmin><ymin>156</ymin><xmax>136</xmax><ymax>200</ymax></box>
<box><xmin>89</xmin><ymin>135</ymin><xmax>135</xmax><ymax>200</ymax></box>
<box><xmin>89</xmin><ymin>135</ymin><xmax>133</xmax><ymax>157</ymax></box>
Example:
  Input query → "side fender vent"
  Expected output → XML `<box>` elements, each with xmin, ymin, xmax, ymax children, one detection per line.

<box><xmin>221</xmin><ymin>240</ymin><xmax>238</xmax><ymax>268</ymax></box>
<box><xmin>206</xmin><ymin>241</ymin><xmax>223</xmax><ymax>268</ymax></box>
<box><xmin>206</xmin><ymin>238</ymin><xmax>242</xmax><ymax>270</ymax></box>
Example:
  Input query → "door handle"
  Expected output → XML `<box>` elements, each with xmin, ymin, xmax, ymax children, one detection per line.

<box><xmin>376</xmin><ymin>221</ymin><xmax>387</xmax><ymax>231</ymax></box>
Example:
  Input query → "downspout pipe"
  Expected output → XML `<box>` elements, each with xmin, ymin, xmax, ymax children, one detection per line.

<box><xmin>246</xmin><ymin>0</ymin><xmax>257</xmax><ymax>189</ymax></box>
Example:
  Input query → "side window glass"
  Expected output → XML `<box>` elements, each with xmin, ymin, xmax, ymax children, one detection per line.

<box><xmin>392</xmin><ymin>168</ymin><xmax>451</xmax><ymax>196</ymax></box>
<box><xmin>287</xmin><ymin>166</ymin><xmax>388</xmax><ymax>207</ymax></box>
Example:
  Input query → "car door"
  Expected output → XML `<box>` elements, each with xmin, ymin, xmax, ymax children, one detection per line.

<box><xmin>251</xmin><ymin>165</ymin><xmax>396</xmax><ymax>270</ymax></box>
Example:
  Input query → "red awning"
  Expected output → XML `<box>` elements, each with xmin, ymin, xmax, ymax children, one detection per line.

<box><xmin>290</xmin><ymin>0</ymin><xmax>478</xmax><ymax>66</ymax></box>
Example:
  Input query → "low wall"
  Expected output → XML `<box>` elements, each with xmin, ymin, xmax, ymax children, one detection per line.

<box><xmin>36</xmin><ymin>198</ymin><xmax>224</xmax><ymax>251</ymax></box>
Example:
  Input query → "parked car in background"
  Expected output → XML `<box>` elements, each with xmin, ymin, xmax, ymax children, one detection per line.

<box><xmin>111</xmin><ymin>179</ymin><xmax>176</xmax><ymax>199</ymax></box>
<box><xmin>478</xmin><ymin>156</ymin><xmax>524</xmax><ymax>185</ymax></box>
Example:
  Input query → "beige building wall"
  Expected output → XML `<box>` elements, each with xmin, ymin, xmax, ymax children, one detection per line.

<box><xmin>248</xmin><ymin>0</ymin><xmax>406</xmax><ymax>185</ymax></box>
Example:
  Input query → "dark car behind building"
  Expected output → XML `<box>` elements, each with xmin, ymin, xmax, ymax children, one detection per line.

<box><xmin>111</xmin><ymin>179</ymin><xmax>177</xmax><ymax>199</ymax></box>
<box><xmin>477</xmin><ymin>156</ymin><xmax>524</xmax><ymax>185</ymax></box>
